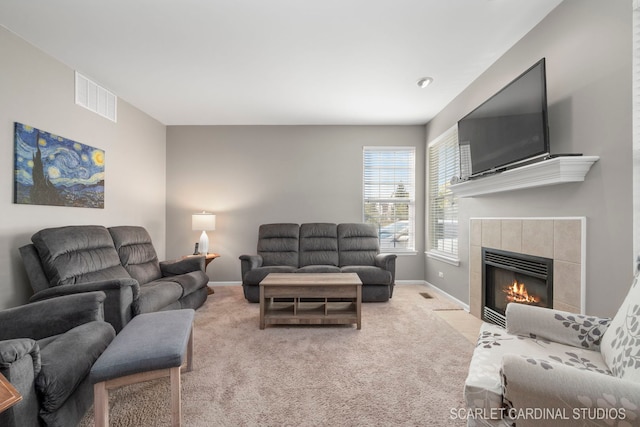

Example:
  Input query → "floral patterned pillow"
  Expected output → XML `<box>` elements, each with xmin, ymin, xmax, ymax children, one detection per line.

<box><xmin>600</xmin><ymin>272</ymin><xmax>640</xmax><ymax>381</ymax></box>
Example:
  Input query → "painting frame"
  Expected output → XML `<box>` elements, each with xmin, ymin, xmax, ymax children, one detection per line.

<box><xmin>13</xmin><ymin>122</ymin><xmax>105</xmax><ymax>208</ymax></box>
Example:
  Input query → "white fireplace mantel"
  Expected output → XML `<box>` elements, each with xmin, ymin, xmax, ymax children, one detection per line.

<box><xmin>450</xmin><ymin>156</ymin><xmax>599</xmax><ymax>197</ymax></box>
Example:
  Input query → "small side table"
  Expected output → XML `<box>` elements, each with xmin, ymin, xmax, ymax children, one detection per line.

<box><xmin>203</xmin><ymin>253</ymin><xmax>220</xmax><ymax>269</ymax></box>
<box><xmin>203</xmin><ymin>253</ymin><xmax>220</xmax><ymax>294</ymax></box>
<box><xmin>0</xmin><ymin>372</ymin><xmax>22</xmax><ymax>413</ymax></box>
<box><xmin>184</xmin><ymin>253</ymin><xmax>220</xmax><ymax>295</ymax></box>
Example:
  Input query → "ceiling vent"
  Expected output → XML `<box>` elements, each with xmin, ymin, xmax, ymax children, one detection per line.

<box><xmin>75</xmin><ymin>71</ymin><xmax>117</xmax><ymax>122</ymax></box>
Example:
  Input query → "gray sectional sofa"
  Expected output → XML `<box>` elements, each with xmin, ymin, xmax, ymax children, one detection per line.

<box><xmin>19</xmin><ymin>225</ymin><xmax>209</xmax><ymax>332</ymax></box>
<box><xmin>240</xmin><ymin>223</ymin><xmax>397</xmax><ymax>302</ymax></box>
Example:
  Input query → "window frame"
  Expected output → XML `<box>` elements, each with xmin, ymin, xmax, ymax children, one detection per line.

<box><xmin>362</xmin><ymin>146</ymin><xmax>416</xmax><ymax>254</ymax></box>
<box><xmin>426</xmin><ymin>125</ymin><xmax>460</xmax><ymax>264</ymax></box>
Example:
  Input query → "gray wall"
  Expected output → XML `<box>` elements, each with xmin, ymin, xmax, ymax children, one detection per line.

<box><xmin>2</xmin><ymin>0</ymin><xmax>630</xmax><ymax>318</ymax></box>
<box><xmin>166</xmin><ymin>125</ymin><xmax>425</xmax><ymax>282</ymax></box>
<box><xmin>425</xmin><ymin>0</ymin><xmax>632</xmax><ymax>317</ymax></box>
<box><xmin>0</xmin><ymin>27</ymin><xmax>167</xmax><ymax>309</ymax></box>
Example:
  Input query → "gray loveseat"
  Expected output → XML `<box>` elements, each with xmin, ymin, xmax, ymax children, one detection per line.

<box><xmin>0</xmin><ymin>292</ymin><xmax>115</xmax><ymax>427</ymax></box>
<box><xmin>240</xmin><ymin>223</ymin><xmax>397</xmax><ymax>302</ymax></box>
<box><xmin>19</xmin><ymin>225</ymin><xmax>209</xmax><ymax>332</ymax></box>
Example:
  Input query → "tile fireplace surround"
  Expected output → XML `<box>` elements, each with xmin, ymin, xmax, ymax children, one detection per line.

<box><xmin>469</xmin><ymin>217</ymin><xmax>585</xmax><ymax>319</ymax></box>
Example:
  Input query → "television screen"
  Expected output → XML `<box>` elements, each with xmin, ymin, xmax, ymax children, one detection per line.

<box><xmin>458</xmin><ymin>58</ymin><xmax>549</xmax><ymax>177</ymax></box>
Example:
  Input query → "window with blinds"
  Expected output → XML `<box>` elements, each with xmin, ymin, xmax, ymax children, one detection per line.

<box><xmin>634</xmin><ymin>0</ymin><xmax>640</xmax><ymax>268</ymax></box>
<box><xmin>427</xmin><ymin>126</ymin><xmax>460</xmax><ymax>259</ymax></box>
<box><xmin>363</xmin><ymin>147</ymin><xmax>416</xmax><ymax>252</ymax></box>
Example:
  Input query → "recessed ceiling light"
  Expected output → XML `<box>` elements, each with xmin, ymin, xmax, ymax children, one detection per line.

<box><xmin>417</xmin><ymin>77</ymin><xmax>434</xmax><ymax>88</ymax></box>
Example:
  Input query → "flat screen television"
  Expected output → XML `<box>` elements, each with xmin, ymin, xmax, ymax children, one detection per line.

<box><xmin>458</xmin><ymin>58</ymin><xmax>549</xmax><ymax>178</ymax></box>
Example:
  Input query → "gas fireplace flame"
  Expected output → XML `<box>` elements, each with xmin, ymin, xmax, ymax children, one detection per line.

<box><xmin>503</xmin><ymin>280</ymin><xmax>540</xmax><ymax>304</ymax></box>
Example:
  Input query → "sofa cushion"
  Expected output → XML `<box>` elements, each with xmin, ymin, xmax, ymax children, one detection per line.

<box><xmin>257</xmin><ymin>223</ymin><xmax>300</xmax><ymax>267</ymax></box>
<box><xmin>36</xmin><ymin>321</ymin><xmax>115</xmax><ymax>413</ymax></box>
<box><xmin>166</xmin><ymin>270</ymin><xmax>209</xmax><ymax>297</ymax></box>
<box><xmin>31</xmin><ymin>225</ymin><xmax>130</xmax><ymax>286</ymax></box>
<box><xmin>134</xmin><ymin>281</ymin><xmax>184</xmax><ymax>314</ymax></box>
<box><xmin>338</xmin><ymin>223</ymin><xmax>379</xmax><ymax>267</ymax></box>
<box><xmin>299</xmin><ymin>223</ymin><xmax>339</xmax><ymax>267</ymax></box>
<box><xmin>340</xmin><ymin>266</ymin><xmax>392</xmax><ymax>285</ymax></box>
<box><xmin>243</xmin><ymin>266</ymin><xmax>298</xmax><ymax>286</ymax></box>
<box><xmin>108</xmin><ymin>226</ymin><xmax>162</xmax><ymax>285</ymax></box>
<box><xmin>296</xmin><ymin>265</ymin><xmax>341</xmax><ymax>274</ymax></box>
<box><xmin>601</xmin><ymin>272</ymin><xmax>640</xmax><ymax>381</ymax></box>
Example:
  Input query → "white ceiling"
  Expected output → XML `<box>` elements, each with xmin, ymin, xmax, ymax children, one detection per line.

<box><xmin>0</xmin><ymin>0</ymin><xmax>563</xmax><ymax>126</ymax></box>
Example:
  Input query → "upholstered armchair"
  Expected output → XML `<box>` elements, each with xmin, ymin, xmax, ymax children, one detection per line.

<box><xmin>464</xmin><ymin>273</ymin><xmax>640</xmax><ymax>426</ymax></box>
<box><xmin>0</xmin><ymin>292</ymin><xmax>115</xmax><ymax>427</ymax></box>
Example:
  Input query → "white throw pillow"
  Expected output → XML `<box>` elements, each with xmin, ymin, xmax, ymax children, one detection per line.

<box><xmin>600</xmin><ymin>272</ymin><xmax>640</xmax><ymax>382</ymax></box>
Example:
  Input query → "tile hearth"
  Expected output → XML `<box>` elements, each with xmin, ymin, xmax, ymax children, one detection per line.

<box><xmin>469</xmin><ymin>217</ymin><xmax>585</xmax><ymax>319</ymax></box>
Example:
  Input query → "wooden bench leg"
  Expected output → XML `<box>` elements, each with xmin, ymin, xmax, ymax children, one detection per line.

<box><xmin>94</xmin><ymin>381</ymin><xmax>109</xmax><ymax>427</ymax></box>
<box><xmin>186</xmin><ymin>323</ymin><xmax>194</xmax><ymax>372</ymax></box>
<box><xmin>170</xmin><ymin>366</ymin><xmax>182</xmax><ymax>427</ymax></box>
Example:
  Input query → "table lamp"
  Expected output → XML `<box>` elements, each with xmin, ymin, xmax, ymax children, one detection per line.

<box><xmin>192</xmin><ymin>212</ymin><xmax>216</xmax><ymax>255</ymax></box>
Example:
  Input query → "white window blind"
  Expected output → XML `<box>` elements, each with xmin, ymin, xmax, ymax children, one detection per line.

<box><xmin>363</xmin><ymin>147</ymin><xmax>416</xmax><ymax>252</ymax></box>
<box><xmin>634</xmin><ymin>0</ymin><xmax>640</xmax><ymax>269</ymax></box>
<box><xmin>427</xmin><ymin>126</ymin><xmax>460</xmax><ymax>258</ymax></box>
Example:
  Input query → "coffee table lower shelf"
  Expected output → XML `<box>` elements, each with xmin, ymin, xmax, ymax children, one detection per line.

<box><xmin>263</xmin><ymin>300</ymin><xmax>359</xmax><ymax>327</ymax></box>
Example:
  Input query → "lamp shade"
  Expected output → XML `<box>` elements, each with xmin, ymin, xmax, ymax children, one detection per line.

<box><xmin>192</xmin><ymin>212</ymin><xmax>216</xmax><ymax>231</ymax></box>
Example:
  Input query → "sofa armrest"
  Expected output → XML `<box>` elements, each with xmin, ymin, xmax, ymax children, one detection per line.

<box><xmin>0</xmin><ymin>292</ymin><xmax>106</xmax><ymax>341</ymax></box>
<box><xmin>160</xmin><ymin>256</ymin><xmax>205</xmax><ymax>276</ymax></box>
<box><xmin>0</xmin><ymin>339</ymin><xmax>41</xmax><ymax>427</ymax></box>
<box><xmin>29</xmin><ymin>278</ymin><xmax>138</xmax><ymax>333</ymax></box>
<box><xmin>239</xmin><ymin>255</ymin><xmax>263</xmax><ymax>278</ymax></box>
<box><xmin>375</xmin><ymin>253</ymin><xmax>397</xmax><ymax>279</ymax></box>
<box><xmin>29</xmin><ymin>277</ymin><xmax>139</xmax><ymax>301</ymax></box>
<box><xmin>501</xmin><ymin>355</ymin><xmax>640</xmax><ymax>426</ymax></box>
<box><xmin>506</xmin><ymin>303</ymin><xmax>611</xmax><ymax>351</ymax></box>
<box><xmin>0</xmin><ymin>339</ymin><xmax>40</xmax><ymax>373</ymax></box>
<box><xmin>375</xmin><ymin>253</ymin><xmax>397</xmax><ymax>269</ymax></box>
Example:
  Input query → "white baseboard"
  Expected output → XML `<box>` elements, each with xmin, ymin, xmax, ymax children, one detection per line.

<box><xmin>395</xmin><ymin>279</ymin><xmax>429</xmax><ymax>286</ymax></box>
<box><xmin>208</xmin><ymin>281</ymin><xmax>242</xmax><ymax>286</ymax></box>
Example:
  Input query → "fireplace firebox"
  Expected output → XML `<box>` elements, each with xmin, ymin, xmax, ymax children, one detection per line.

<box><xmin>482</xmin><ymin>248</ymin><xmax>553</xmax><ymax>327</ymax></box>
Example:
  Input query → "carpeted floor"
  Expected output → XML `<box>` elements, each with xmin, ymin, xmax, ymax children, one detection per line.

<box><xmin>80</xmin><ymin>284</ymin><xmax>474</xmax><ymax>427</ymax></box>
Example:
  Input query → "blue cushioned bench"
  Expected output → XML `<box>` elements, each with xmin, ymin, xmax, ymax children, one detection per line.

<box><xmin>90</xmin><ymin>309</ymin><xmax>195</xmax><ymax>427</ymax></box>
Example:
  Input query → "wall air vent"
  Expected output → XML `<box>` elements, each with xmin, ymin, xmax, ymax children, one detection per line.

<box><xmin>75</xmin><ymin>71</ymin><xmax>117</xmax><ymax>122</ymax></box>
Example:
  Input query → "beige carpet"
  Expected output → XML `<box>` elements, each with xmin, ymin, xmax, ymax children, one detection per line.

<box><xmin>80</xmin><ymin>284</ymin><xmax>474</xmax><ymax>427</ymax></box>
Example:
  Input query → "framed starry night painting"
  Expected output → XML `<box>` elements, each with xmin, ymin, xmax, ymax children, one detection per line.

<box><xmin>13</xmin><ymin>122</ymin><xmax>105</xmax><ymax>208</ymax></box>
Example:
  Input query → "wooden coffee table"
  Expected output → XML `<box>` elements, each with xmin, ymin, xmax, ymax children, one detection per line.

<box><xmin>259</xmin><ymin>273</ymin><xmax>362</xmax><ymax>330</ymax></box>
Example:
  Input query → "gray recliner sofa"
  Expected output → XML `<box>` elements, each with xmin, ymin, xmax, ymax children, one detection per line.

<box><xmin>0</xmin><ymin>292</ymin><xmax>115</xmax><ymax>427</ymax></box>
<box><xmin>240</xmin><ymin>223</ymin><xmax>397</xmax><ymax>302</ymax></box>
<box><xmin>19</xmin><ymin>225</ymin><xmax>209</xmax><ymax>332</ymax></box>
